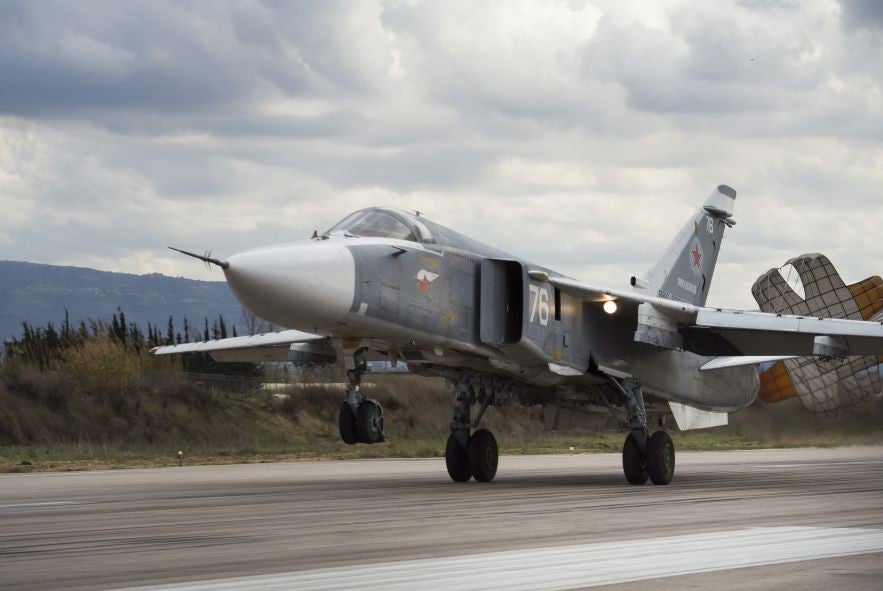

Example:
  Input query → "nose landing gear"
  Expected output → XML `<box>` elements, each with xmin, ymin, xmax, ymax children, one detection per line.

<box><xmin>337</xmin><ymin>350</ymin><xmax>385</xmax><ymax>445</ymax></box>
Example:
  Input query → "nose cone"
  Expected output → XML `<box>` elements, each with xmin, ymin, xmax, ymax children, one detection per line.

<box><xmin>224</xmin><ymin>241</ymin><xmax>355</xmax><ymax>331</ymax></box>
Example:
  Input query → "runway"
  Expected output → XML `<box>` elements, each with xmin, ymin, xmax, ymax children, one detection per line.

<box><xmin>1</xmin><ymin>447</ymin><xmax>882</xmax><ymax>590</ymax></box>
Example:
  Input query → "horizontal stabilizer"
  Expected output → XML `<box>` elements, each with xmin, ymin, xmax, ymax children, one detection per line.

<box><xmin>700</xmin><ymin>355</ymin><xmax>797</xmax><ymax>371</ymax></box>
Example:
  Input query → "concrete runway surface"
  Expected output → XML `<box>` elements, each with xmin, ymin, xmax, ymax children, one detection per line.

<box><xmin>1</xmin><ymin>447</ymin><xmax>882</xmax><ymax>590</ymax></box>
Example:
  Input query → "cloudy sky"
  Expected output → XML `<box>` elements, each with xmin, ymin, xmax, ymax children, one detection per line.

<box><xmin>1</xmin><ymin>0</ymin><xmax>881</xmax><ymax>309</ymax></box>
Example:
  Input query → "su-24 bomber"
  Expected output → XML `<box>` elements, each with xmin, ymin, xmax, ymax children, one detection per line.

<box><xmin>155</xmin><ymin>186</ymin><xmax>883</xmax><ymax>485</ymax></box>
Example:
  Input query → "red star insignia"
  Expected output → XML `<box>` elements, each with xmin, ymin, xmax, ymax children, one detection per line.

<box><xmin>691</xmin><ymin>246</ymin><xmax>702</xmax><ymax>269</ymax></box>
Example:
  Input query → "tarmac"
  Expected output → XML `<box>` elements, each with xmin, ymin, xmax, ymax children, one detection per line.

<box><xmin>1</xmin><ymin>446</ymin><xmax>882</xmax><ymax>590</ymax></box>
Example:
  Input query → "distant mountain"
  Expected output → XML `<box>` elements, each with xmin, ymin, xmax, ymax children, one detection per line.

<box><xmin>0</xmin><ymin>261</ymin><xmax>244</xmax><ymax>340</ymax></box>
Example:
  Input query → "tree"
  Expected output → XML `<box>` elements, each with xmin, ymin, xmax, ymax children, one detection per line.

<box><xmin>239</xmin><ymin>307</ymin><xmax>276</xmax><ymax>336</ymax></box>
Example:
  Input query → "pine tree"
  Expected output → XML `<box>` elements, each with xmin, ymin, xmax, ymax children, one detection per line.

<box><xmin>62</xmin><ymin>309</ymin><xmax>71</xmax><ymax>341</ymax></box>
<box><xmin>111</xmin><ymin>311</ymin><xmax>121</xmax><ymax>341</ymax></box>
<box><xmin>119</xmin><ymin>309</ymin><xmax>127</xmax><ymax>343</ymax></box>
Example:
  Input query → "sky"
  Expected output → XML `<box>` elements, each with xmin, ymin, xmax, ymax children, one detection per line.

<box><xmin>0</xmin><ymin>0</ymin><xmax>881</xmax><ymax>309</ymax></box>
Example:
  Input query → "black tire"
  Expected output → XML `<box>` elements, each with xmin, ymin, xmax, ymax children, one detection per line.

<box><xmin>445</xmin><ymin>433</ymin><xmax>472</xmax><ymax>482</ymax></box>
<box><xmin>468</xmin><ymin>428</ymin><xmax>498</xmax><ymax>483</ymax></box>
<box><xmin>646</xmin><ymin>431</ymin><xmax>675</xmax><ymax>485</ymax></box>
<box><xmin>356</xmin><ymin>399</ymin><xmax>385</xmax><ymax>444</ymax></box>
<box><xmin>622</xmin><ymin>433</ymin><xmax>648</xmax><ymax>485</ymax></box>
<box><xmin>338</xmin><ymin>402</ymin><xmax>359</xmax><ymax>445</ymax></box>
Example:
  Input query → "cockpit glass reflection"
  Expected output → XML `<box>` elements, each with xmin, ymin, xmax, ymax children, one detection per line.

<box><xmin>326</xmin><ymin>210</ymin><xmax>416</xmax><ymax>242</ymax></box>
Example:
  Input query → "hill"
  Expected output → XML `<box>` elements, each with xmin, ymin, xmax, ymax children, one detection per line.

<box><xmin>0</xmin><ymin>260</ymin><xmax>243</xmax><ymax>340</ymax></box>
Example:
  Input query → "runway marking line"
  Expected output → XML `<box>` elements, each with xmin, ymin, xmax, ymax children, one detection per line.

<box><xmin>755</xmin><ymin>460</ymin><xmax>883</xmax><ymax>469</ymax></box>
<box><xmin>112</xmin><ymin>526</ymin><xmax>883</xmax><ymax>591</ymax></box>
<box><xmin>0</xmin><ymin>501</ymin><xmax>85</xmax><ymax>510</ymax></box>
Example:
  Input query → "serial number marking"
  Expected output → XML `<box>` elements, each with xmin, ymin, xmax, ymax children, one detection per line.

<box><xmin>677</xmin><ymin>277</ymin><xmax>697</xmax><ymax>295</ymax></box>
<box><xmin>657</xmin><ymin>289</ymin><xmax>688</xmax><ymax>303</ymax></box>
<box><xmin>529</xmin><ymin>284</ymin><xmax>550</xmax><ymax>326</ymax></box>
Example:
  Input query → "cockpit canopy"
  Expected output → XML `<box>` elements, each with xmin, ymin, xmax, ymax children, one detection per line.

<box><xmin>324</xmin><ymin>207</ymin><xmax>505</xmax><ymax>258</ymax></box>
<box><xmin>325</xmin><ymin>208</ymin><xmax>434</xmax><ymax>244</ymax></box>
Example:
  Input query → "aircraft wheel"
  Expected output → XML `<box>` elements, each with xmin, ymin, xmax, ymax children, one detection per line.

<box><xmin>646</xmin><ymin>431</ymin><xmax>675</xmax><ymax>485</ymax></box>
<box><xmin>445</xmin><ymin>433</ymin><xmax>472</xmax><ymax>482</ymax></box>
<box><xmin>622</xmin><ymin>433</ymin><xmax>648</xmax><ymax>485</ymax></box>
<box><xmin>356</xmin><ymin>399</ymin><xmax>385</xmax><ymax>444</ymax></box>
<box><xmin>338</xmin><ymin>402</ymin><xmax>358</xmax><ymax>445</ymax></box>
<box><xmin>468</xmin><ymin>428</ymin><xmax>498</xmax><ymax>483</ymax></box>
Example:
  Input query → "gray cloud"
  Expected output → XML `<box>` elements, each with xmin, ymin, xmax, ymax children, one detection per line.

<box><xmin>0</xmin><ymin>0</ymin><xmax>881</xmax><ymax>311</ymax></box>
<box><xmin>839</xmin><ymin>0</ymin><xmax>883</xmax><ymax>30</ymax></box>
<box><xmin>0</xmin><ymin>1</ymin><xmax>395</xmax><ymax>118</ymax></box>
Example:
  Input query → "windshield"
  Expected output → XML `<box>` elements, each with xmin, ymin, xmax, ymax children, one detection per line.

<box><xmin>325</xmin><ymin>210</ymin><xmax>416</xmax><ymax>241</ymax></box>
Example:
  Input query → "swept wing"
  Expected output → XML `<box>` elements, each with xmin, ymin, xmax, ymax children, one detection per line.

<box><xmin>151</xmin><ymin>330</ymin><xmax>329</xmax><ymax>363</ymax></box>
<box><xmin>542</xmin><ymin>275</ymin><xmax>883</xmax><ymax>363</ymax></box>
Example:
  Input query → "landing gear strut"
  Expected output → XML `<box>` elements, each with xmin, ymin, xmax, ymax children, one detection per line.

<box><xmin>337</xmin><ymin>349</ymin><xmax>385</xmax><ymax>445</ymax></box>
<box><xmin>445</xmin><ymin>377</ymin><xmax>498</xmax><ymax>483</ymax></box>
<box><xmin>609</xmin><ymin>377</ymin><xmax>675</xmax><ymax>485</ymax></box>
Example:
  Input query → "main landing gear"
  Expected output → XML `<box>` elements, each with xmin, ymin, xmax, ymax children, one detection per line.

<box><xmin>445</xmin><ymin>378</ymin><xmax>498</xmax><ymax>483</ymax></box>
<box><xmin>338</xmin><ymin>350</ymin><xmax>385</xmax><ymax>445</ymax></box>
<box><xmin>610</xmin><ymin>378</ymin><xmax>675</xmax><ymax>485</ymax></box>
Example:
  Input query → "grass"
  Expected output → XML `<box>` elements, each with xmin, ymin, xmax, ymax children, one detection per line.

<box><xmin>2</xmin><ymin>346</ymin><xmax>882</xmax><ymax>474</ymax></box>
<box><xmin>3</xmin><ymin>430</ymin><xmax>882</xmax><ymax>473</ymax></box>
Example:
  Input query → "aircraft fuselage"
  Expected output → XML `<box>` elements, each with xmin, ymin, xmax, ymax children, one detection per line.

<box><xmin>222</xmin><ymin>208</ymin><xmax>758</xmax><ymax>414</ymax></box>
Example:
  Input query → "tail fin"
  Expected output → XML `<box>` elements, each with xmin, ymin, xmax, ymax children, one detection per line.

<box><xmin>641</xmin><ymin>185</ymin><xmax>736</xmax><ymax>307</ymax></box>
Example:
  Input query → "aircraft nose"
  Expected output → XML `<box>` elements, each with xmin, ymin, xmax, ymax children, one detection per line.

<box><xmin>224</xmin><ymin>241</ymin><xmax>355</xmax><ymax>330</ymax></box>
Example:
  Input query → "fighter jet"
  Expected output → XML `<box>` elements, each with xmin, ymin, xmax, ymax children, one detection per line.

<box><xmin>154</xmin><ymin>186</ymin><xmax>883</xmax><ymax>485</ymax></box>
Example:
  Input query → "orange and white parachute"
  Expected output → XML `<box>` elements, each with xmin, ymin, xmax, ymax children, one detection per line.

<box><xmin>753</xmin><ymin>253</ymin><xmax>883</xmax><ymax>415</ymax></box>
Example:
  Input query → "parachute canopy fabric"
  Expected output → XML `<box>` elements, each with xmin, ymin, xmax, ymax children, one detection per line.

<box><xmin>752</xmin><ymin>253</ymin><xmax>883</xmax><ymax>415</ymax></box>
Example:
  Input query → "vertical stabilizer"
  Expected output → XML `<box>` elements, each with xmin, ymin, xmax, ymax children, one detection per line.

<box><xmin>642</xmin><ymin>185</ymin><xmax>736</xmax><ymax>307</ymax></box>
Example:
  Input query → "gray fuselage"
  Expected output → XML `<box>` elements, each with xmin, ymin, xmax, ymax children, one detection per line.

<box><xmin>222</xmin><ymin>207</ymin><xmax>759</xmax><ymax>413</ymax></box>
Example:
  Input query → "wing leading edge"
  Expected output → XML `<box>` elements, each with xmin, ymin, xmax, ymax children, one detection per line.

<box><xmin>151</xmin><ymin>330</ymin><xmax>330</xmax><ymax>363</ymax></box>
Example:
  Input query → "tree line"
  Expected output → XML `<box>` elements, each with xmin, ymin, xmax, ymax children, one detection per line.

<box><xmin>3</xmin><ymin>310</ymin><xmax>260</xmax><ymax>376</ymax></box>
